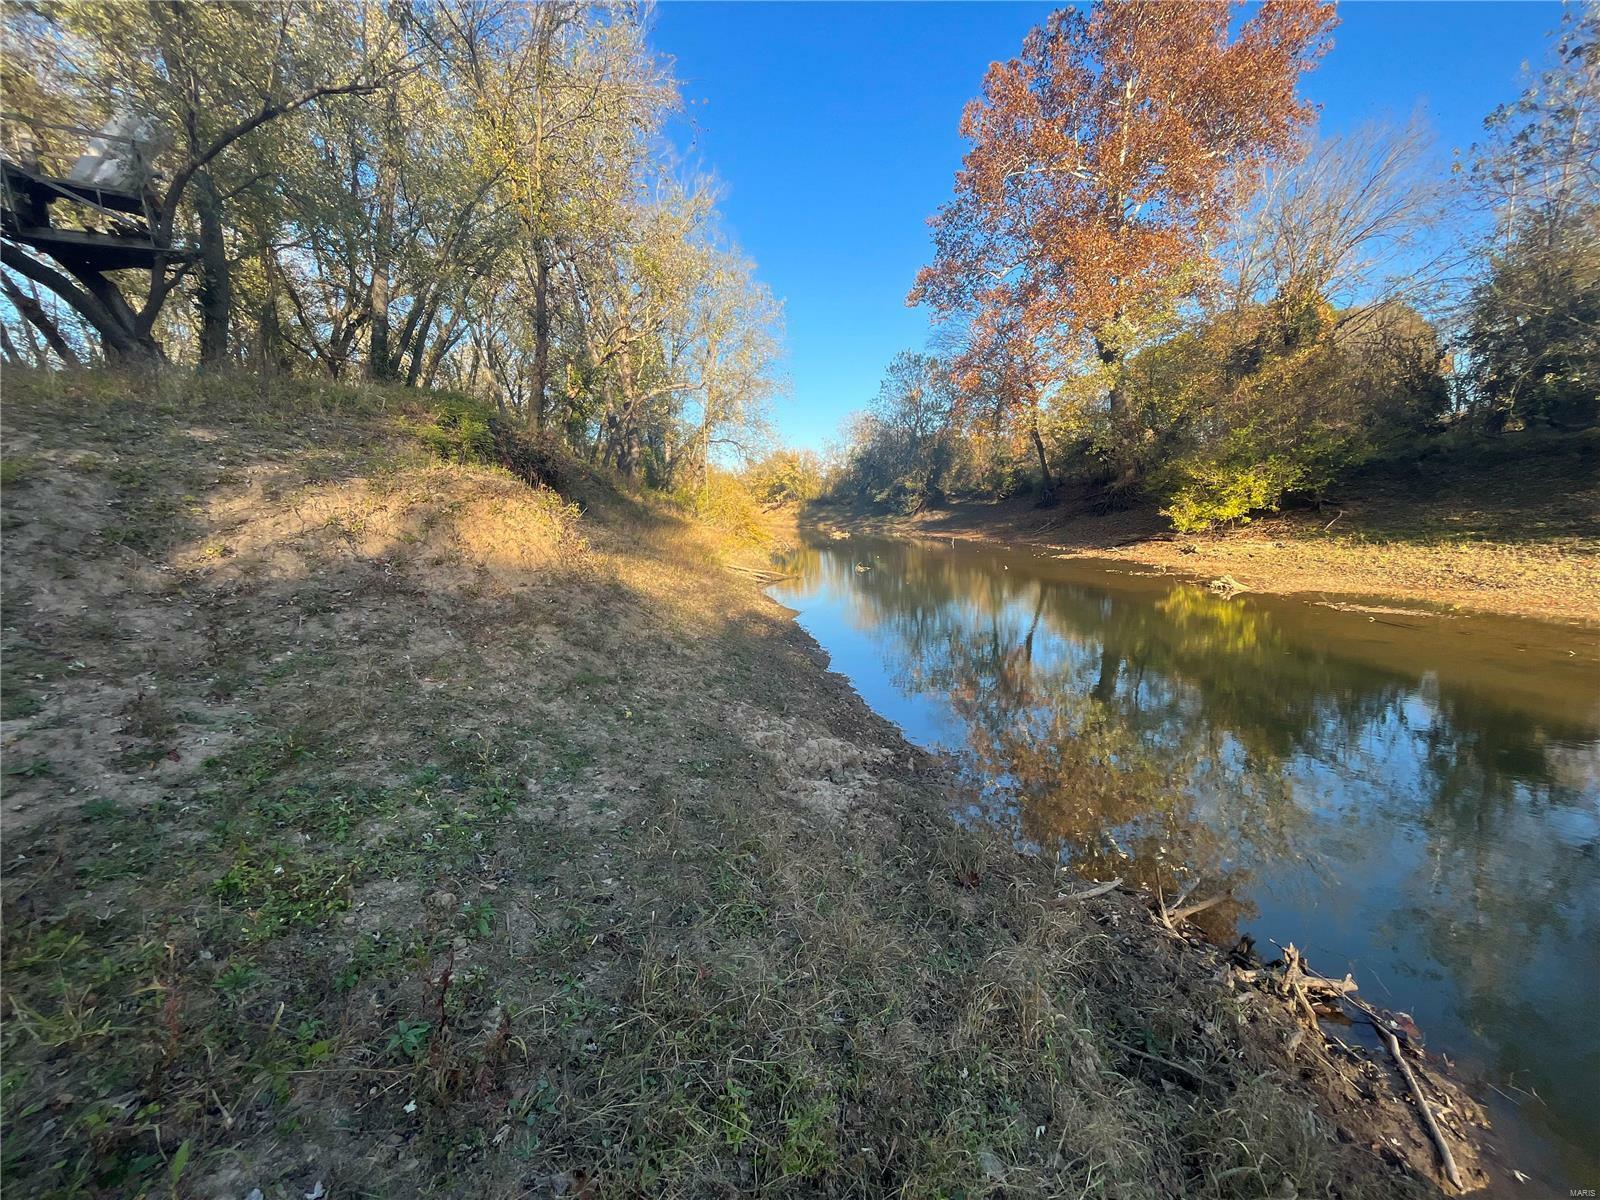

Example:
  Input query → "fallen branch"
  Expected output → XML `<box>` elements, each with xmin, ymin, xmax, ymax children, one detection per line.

<box><xmin>724</xmin><ymin>564</ymin><xmax>797</xmax><ymax>583</ymax></box>
<box><xmin>1230</xmin><ymin>968</ymin><xmax>1357</xmax><ymax>997</ymax></box>
<box><xmin>1168</xmin><ymin>877</ymin><xmax>1201</xmax><ymax>912</ymax></box>
<box><xmin>1105</xmin><ymin>1036</ymin><xmax>1209</xmax><ymax>1086</ymax></box>
<box><xmin>1379</xmin><ymin>1024</ymin><xmax>1464</xmax><ymax>1191</ymax></box>
<box><xmin>1050</xmin><ymin>876</ymin><xmax>1122</xmax><ymax>905</ymax></box>
<box><xmin>1168</xmin><ymin>893</ymin><xmax>1229</xmax><ymax>923</ymax></box>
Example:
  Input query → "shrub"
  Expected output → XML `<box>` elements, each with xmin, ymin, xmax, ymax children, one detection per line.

<box><xmin>411</xmin><ymin>394</ymin><xmax>497</xmax><ymax>464</ymax></box>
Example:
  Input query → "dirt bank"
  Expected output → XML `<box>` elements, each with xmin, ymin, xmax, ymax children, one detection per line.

<box><xmin>805</xmin><ymin>435</ymin><xmax>1600</xmax><ymax>625</ymax></box>
<box><xmin>1</xmin><ymin>369</ymin><xmax>1485</xmax><ymax>1198</ymax></box>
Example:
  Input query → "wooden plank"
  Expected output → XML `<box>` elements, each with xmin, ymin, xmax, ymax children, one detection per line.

<box><xmin>5</xmin><ymin>225</ymin><xmax>179</xmax><ymax>271</ymax></box>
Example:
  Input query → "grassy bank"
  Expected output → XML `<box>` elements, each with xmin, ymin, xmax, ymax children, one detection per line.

<box><xmin>1</xmin><ymin>370</ymin><xmax>1450</xmax><ymax>1198</ymax></box>
<box><xmin>808</xmin><ymin>431</ymin><xmax>1600</xmax><ymax>625</ymax></box>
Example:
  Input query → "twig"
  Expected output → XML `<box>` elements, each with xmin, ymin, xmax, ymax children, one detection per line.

<box><xmin>1169</xmin><ymin>877</ymin><xmax>1201</xmax><ymax>912</ymax></box>
<box><xmin>1380</xmin><ymin>1024</ymin><xmax>1464</xmax><ymax>1191</ymax></box>
<box><xmin>1105</xmin><ymin>1037</ymin><xmax>1210</xmax><ymax>1085</ymax></box>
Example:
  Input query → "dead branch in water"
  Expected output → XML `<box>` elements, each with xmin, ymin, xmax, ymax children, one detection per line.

<box><xmin>1270</xmin><ymin>950</ymin><xmax>1471</xmax><ymax>1191</ymax></box>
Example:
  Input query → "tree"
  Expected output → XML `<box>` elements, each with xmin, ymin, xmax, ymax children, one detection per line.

<box><xmin>1</xmin><ymin>0</ymin><xmax>783</xmax><ymax>487</ymax></box>
<box><xmin>831</xmin><ymin>351</ymin><xmax>961</xmax><ymax>511</ymax></box>
<box><xmin>1463</xmin><ymin>2</ymin><xmax>1600</xmax><ymax>430</ymax></box>
<box><xmin>2</xmin><ymin>1</ymin><xmax>405</xmax><ymax>363</ymax></box>
<box><xmin>683</xmin><ymin>249</ymin><xmax>784</xmax><ymax>494</ymax></box>
<box><xmin>911</xmin><ymin>0</ymin><xmax>1336</xmax><ymax>430</ymax></box>
<box><xmin>948</xmin><ymin>310</ymin><xmax>1058</xmax><ymax>499</ymax></box>
<box><xmin>1223</xmin><ymin>117</ymin><xmax>1450</xmax><ymax>323</ymax></box>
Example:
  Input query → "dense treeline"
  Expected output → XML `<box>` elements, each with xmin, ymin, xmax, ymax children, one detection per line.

<box><xmin>0</xmin><ymin>1</ymin><xmax>781</xmax><ymax>489</ymax></box>
<box><xmin>833</xmin><ymin>1</ymin><xmax>1599</xmax><ymax>529</ymax></box>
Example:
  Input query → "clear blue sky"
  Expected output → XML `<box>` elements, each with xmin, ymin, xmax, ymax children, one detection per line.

<box><xmin>648</xmin><ymin>2</ymin><xmax>1564</xmax><ymax>453</ymax></box>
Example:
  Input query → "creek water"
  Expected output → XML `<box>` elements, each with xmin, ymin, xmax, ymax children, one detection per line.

<box><xmin>770</xmin><ymin>533</ymin><xmax>1600</xmax><ymax>1193</ymax></box>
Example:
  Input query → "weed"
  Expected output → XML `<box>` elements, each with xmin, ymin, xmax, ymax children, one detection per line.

<box><xmin>214</xmin><ymin>961</ymin><xmax>259</xmax><ymax>998</ymax></box>
<box><xmin>0</xmin><ymin>452</ymin><xmax>40</xmax><ymax>487</ymax></box>
<box><xmin>387</xmin><ymin>1018</ymin><xmax>433</xmax><ymax>1062</ymax></box>
<box><xmin>2</xmin><ymin>688</ymin><xmax>41</xmax><ymax>719</ymax></box>
<box><xmin>462</xmin><ymin>900</ymin><xmax>496</xmax><ymax>940</ymax></box>
<box><xmin>212</xmin><ymin>854</ymin><xmax>356</xmax><ymax>940</ymax></box>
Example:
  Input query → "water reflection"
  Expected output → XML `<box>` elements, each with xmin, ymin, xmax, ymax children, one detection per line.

<box><xmin>773</xmin><ymin>535</ymin><xmax>1600</xmax><ymax>1188</ymax></box>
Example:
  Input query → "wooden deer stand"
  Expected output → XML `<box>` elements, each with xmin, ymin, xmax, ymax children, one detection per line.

<box><xmin>2</xmin><ymin>115</ymin><xmax>193</xmax><ymax>273</ymax></box>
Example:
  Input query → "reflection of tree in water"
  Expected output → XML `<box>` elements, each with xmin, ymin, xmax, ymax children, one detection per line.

<box><xmin>786</xmin><ymin>538</ymin><xmax>1600</xmax><ymax>962</ymax></box>
<box><xmin>805</xmin><ymin>547</ymin><xmax>1306</xmax><ymax>934</ymax></box>
<box><xmin>1385</xmin><ymin>681</ymin><xmax>1600</xmax><ymax>1160</ymax></box>
<box><xmin>782</xmin><ymin>536</ymin><xmax>1600</xmax><ymax>1169</ymax></box>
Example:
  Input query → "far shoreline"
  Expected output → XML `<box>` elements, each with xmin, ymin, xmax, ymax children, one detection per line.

<box><xmin>799</xmin><ymin>493</ymin><xmax>1600</xmax><ymax>627</ymax></box>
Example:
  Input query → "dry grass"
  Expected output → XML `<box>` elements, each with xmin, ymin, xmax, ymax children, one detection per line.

<box><xmin>1</xmin><ymin>368</ymin><xmax>1437</xmax><ymax>1198</ymax></box>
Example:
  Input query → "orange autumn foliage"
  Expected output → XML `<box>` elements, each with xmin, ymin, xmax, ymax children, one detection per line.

<box><xmin>912</xmin><ymin>0</ymin><xmax>1338</xmax><ymax>376</ymax></box>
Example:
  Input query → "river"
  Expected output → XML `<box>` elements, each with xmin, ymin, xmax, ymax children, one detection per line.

<box><xmin>771</xmin><ymin>533</ymin><xmax>1600</xmax><ymax>1193</ymax></box>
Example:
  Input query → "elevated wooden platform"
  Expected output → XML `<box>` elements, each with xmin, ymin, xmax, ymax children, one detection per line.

<box><xmin>3</xmin><ymin>225</ymin><xmax>170</xmax><ymax>271</ymax></box>
<box><xmin>2</xmin><ymin>157</ymin><xmax>190</xmax><ymax>271</ymax></box>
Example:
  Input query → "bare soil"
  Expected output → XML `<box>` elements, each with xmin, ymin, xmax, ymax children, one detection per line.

<box><xmin>0</xmin><ymin>369</ymin><xmax>1486</xmax><ymax>1198</ymax></box>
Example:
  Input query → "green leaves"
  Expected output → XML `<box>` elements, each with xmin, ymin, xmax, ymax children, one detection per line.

<box><xmin>167</xmin><ymin>1138</ymin><xmax>192</xmax><ymax>1188</ymax></box>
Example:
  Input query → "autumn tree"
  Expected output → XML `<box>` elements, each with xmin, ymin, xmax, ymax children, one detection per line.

<box><xmin>947</xmin><ymin>310</ymin><xmax>1058</xmax><ymax>498</ymax></box>
<box><xmin>912</xmin><ymin>0</ymin><xmax>1337</xmax><ymax>439</ymax></box>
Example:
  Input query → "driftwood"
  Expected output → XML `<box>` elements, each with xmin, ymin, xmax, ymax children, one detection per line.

<box><xmin>1230</xmin><ymin>967</ymin><xmax>1357</xmax><ymax>997</ymax></box>
<box><xmin>1155</xmin><ymin>876</ymin><xmax>1230</xmax><ymax>931</ymax></box>
<box><xmin>1050</xmin><ymin>876</ymin><xmax>1123</xmax><ymax>905</ymax></box>
<box><xmin>1168</xmin><ymin>893</ymin><xmax>1229</xmax><ymax>923</ymax></box>
<box><xmin>1380</xmin><ymin>1024</ymin><xmax>1465</xmax><ymax>1191</ymax></box>
<box><xmin>724</xmin><ymin>563</ymin><xmax>796</xmax><ymax>583</ymax></box>
<box><xmin>1271</xmin><ymin>954</ymin><xmax>1467</xmax><ymax>1190</ymax></box>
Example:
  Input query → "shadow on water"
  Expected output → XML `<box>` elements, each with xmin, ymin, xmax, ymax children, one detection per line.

<box><xmin>773</xmin><ymin>534</ymin><xmax>1600</xmax><ymax>1191</ymax></box>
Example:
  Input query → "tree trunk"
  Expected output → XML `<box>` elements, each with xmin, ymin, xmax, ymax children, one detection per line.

<box><xmin>1096</xmin><ymin>334</ymin><xmax>1124</xmax><ymax>420</ymax></box>
<box><xmin>194</xmin><ymin>168</ymin><xmax>232</xmax><ymax>366</ymax></box>
<box><xmin>617</xmin><ymin>421</ymin><xmax>641</xmax><ymax>480</ymax></box>
<box><xmin>1</xmin><ymin>275</ymin><xmax>81</xmax><ymax>367</ymax></box>
<box><xmin>420</xmin><ymin>317</ymin><xmax>464</xmax><ymax>390</ymax></box>
<box><xmin>1</xmin><ymin>321</ymin><xmax>25</xmax><ymax>366</ymax></box>
<box><xmin>531</xmin><ymin>240</ymin><xmax>551</xmax><ymax>432</ymax></box>
<box><xmin>700</xmin><ymin>390</ymin><xmax>715</xmax><ymax>499</ymax></box>
<box><xmin>1</xmin><ymin>245</ymin><xmax>157</xmax><ymax>362</ymax></box>
<box><xmin>1029</xmin><ymin>404</ymin><xmax>1055</xmax><ymax>501</ymax></box>
<box><xmin>367</xmin><ymin>89</ymin><xmax>399</xmax><ymax>382</ymax></box>
<box><xmin>254</xmin><ymin>253</ymin><xmax>289</xmax><ymax>374</ymax></box>
<box><xmin>367</xmin><ymin>251</ymin><xmax>392</xmax><ymax>381</ymax></box>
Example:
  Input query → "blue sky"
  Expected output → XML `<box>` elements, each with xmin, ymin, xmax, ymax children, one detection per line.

<box><xmin>648</xmin><ymin>2</ymin><xmax>1564</xmax><ymax>452</ymax></box>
